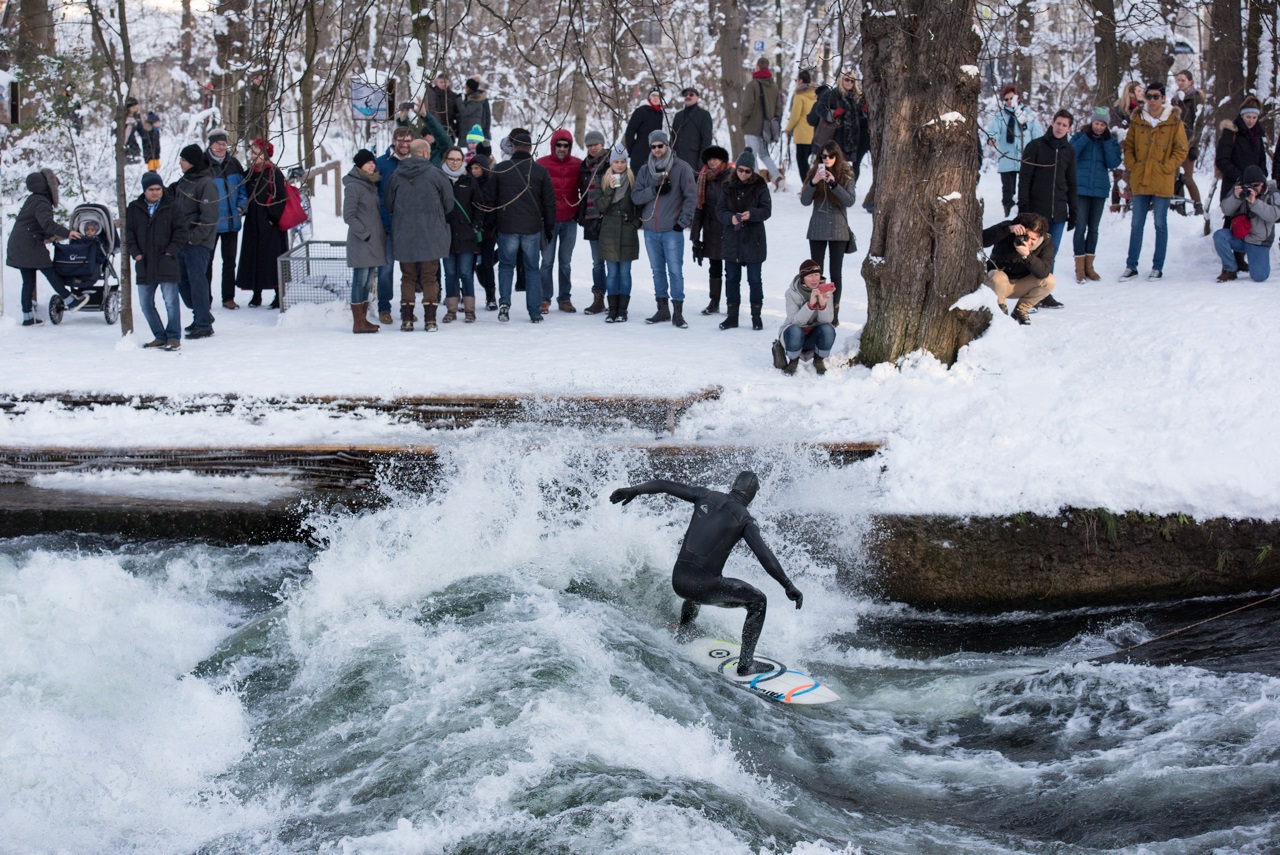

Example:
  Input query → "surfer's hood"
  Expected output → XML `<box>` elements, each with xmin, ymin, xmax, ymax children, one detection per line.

<box><xmin>730</xmin><ymin>471</ymin><xmax>759</xmax><ymax>505</ymax></box>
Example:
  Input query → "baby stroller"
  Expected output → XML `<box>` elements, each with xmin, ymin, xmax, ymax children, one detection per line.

<box><xmin>49</xmin><ymin>203</ymin><xmax>121</xmax><ymax>325</ymax></box>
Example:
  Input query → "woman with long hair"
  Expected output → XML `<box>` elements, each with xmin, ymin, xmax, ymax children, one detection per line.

<box><xmin>236</xmin><ymin>138</ymin><xmax>288</xmax><ymax>308</ymax></box>
<box><xmin>800</xmin><ymin>141</ymin><xmax>856</xmax><ymax>326</ymax></box>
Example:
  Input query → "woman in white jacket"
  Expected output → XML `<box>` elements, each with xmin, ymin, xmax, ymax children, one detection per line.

<box><xmin>777</xmin><ymin>259</ymin><xmax>836</xmax><ymax>375</ymax></box>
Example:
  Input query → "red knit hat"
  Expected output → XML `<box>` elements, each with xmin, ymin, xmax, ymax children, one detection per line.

<box><xmin>252</xmin><ymin>137</ymin><xmax>275</xmax><ymax>159</ymax></box>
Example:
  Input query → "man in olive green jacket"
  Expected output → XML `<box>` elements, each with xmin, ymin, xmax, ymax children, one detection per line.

<box><xmin>1120</xmin><ymin>81</ymin><xmax>1188</xmax><ymax>281</ymax></box>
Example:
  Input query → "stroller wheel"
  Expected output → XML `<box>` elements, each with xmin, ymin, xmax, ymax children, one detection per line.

<box><xmin>103</xmin><ymin>289</ymin><xmax>121</xmax><ymax>325</ymax></box>
<box><xmin>48</xmin><ymin>295</ymin><xmax>65</xmax><ymax>326</ymax></box>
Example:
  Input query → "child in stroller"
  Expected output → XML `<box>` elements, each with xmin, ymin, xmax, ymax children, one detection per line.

<box><xmin>50</xmin><ymin>203</ymin><xmax>122</xmax><ymax>324</ymax></box>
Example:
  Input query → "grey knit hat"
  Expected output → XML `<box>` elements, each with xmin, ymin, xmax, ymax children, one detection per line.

<box><xmin>648</xmin><ymin>129</ymin><xmax>670</xmax><ymax>146</ymax></box>
<box><xmin>584</xmin><ymin>130</ymin><xmax>605</xmax><ymax>147</ymax></box>
<box><xmin>736</xmin><ymin>147</ymin><xmax>757</xmax><ymax>172</ymax></box>
<box><xmin>609</xmin><ymin>141</ymin><xmax>628</xmax><ymax>163</ymax></box>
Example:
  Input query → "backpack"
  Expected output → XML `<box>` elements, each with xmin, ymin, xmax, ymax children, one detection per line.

<box><xmin>758</xmin><ymin>81</ymin><xmax>782</xmax><ymax>145</ymax></box>
<box><xmin>277</xmin><ymin>183</ymin><xmax>308</xmax><ymax>231</ymax></box>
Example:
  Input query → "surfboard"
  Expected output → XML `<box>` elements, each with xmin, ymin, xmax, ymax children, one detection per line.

<box><xmin>683</xmin><ymin>637</ymin><xmax>840</xmax><ymax>705</ymax></box>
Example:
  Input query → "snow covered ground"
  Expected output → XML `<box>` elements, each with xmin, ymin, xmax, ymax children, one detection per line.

<box><xmin>2</xmin><ymin>168</ymin><xmax>1277</xmax><ymax>520</ymax></box>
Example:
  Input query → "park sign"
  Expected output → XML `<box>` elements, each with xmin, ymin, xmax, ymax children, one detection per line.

<box><xmin>351</xmin><ymin>78</ymin><xmax>391</xmax><ymax>121</ymax></box>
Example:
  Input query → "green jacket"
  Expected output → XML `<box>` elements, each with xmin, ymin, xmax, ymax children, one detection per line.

<box><xmin>593</xmin><ymin>173</ymin><xmax>640</xmax><ymax>263</ymax></box>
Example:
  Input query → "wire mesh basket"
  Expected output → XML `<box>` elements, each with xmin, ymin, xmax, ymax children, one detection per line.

<box><xmin>277</xmin><ymin>240</ymin><xmax>350</xmax><ymax>310</ymax></box>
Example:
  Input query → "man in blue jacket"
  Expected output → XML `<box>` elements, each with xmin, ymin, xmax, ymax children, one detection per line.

<box><xmin>204</xmin><ymin>128</ymin><xmax>247</xmax><ymax>310</ymax></box>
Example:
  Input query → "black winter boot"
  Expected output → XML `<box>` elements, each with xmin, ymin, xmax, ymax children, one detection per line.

<box><xmin>701</xmin><ymin>277</ymin><xmax>722</xmax><ymax>315</ymax></box>
<box><xmin>617</xmin><ymin>294</ymin><xmax>630</xmax><ymax>322</ymax></box>
<box><xmin>719</xmin><ymin>304</ymin><xmax>739</xmax><ymax>330</ymax></box>
<box><xmin>750</xmin><ymin>303</ymin><xmax>763</xmax><ymax>330</ymax></box>
<box><xmin>671</xmin><ymin>300</ymin><xmax>688</xmax><ymax>329</ymax></box>
<box><xmin>605</xmin><ymin>295</ymin><xmax>619</xmax><ymax>323</ymax></box>
<box><xmin>1236</xmin><ymin>251</ymin><xmax>1250</xmax><ymax>273</ymax></box>
<box><xmin>645</xmin><ymin>298</ymin><xmax>670</xmax><ymax>324</ymax></box>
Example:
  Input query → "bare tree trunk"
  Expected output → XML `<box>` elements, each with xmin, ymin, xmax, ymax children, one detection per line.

<box><xmin>1211</xmin><ymin>0</ymin><xmax>1246</xmax><ymax>126</ymax></box>
<box><xmin>180</xmin><ymin>0</ymin><xmax>196</xmax><ymax>81</ymax></box>
<box><xmin>713</xmin><ymin>0</ymin><xmax>747</xmax><ymax>157</ymax></box>
<box><xmin>1086</xmin><ymin>0</ymin><xmax>1120</xmax><ymax>105</ymax></box>
<box><xmin>858</xmin><ymin>0</ymin><xmax>990</xmax><ymax>368</ymax></box>
<box><xmin>1013</xmin><ymin>0</ymin><xmax>1034</xmax><ymax>99</ymax></box>
<box><xmin>299</xmin><ymin>0</ymin><xmax>318</xmax><ymax>173</ymax></box>
<box><xmin>13</xmin><ymin>0</ymin><xmax>55</xmax><ymax>121</ymax></box>
<box><xmin>1246</xmin><ymin>0</ymin><xmax>1268</xmax><ymax>90</ymax></box>
<box><xmin>213</xmin><ymin>0</ymin><xmax>249</xmax><ymax>130</ymax></box>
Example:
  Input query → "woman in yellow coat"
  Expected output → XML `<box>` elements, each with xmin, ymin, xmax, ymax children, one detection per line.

<box><xmin>785</xmin><ymin>70</ymin><xmax>819</xmax><ymax>188</ymax></box>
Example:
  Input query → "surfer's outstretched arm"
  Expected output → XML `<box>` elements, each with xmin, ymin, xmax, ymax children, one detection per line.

<box><xmin>743</xmin><ymin>522</ymin><xmax>804</xmax><ymax>609</ymax></box>
<box><xmin>609</xmin><ymin>479</ymin><xmax>703</xmax><ymax>505</ymax></box>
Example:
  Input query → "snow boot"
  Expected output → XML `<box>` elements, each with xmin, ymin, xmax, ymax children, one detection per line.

<box><xmin>671</xmin><ymin>300</ymin><xmax>688</xmax><ymax>329</ymax></box>
<box><xmin>484</xmin><ymin>284</ymin><xmax>497</xmax><ymax>310</ymax></box>
<box><xmin>400</xmin><ymin>303</ymin><xmax>415</xmax><ymax>331</ymax></box>
<box><xmin>463</xmin><ymin>296</ymin><xmax>476</xmax><ymax>323</ymax></box>
<box><xmin>442</xmin><ymin>296</ymin><xmax>459</xmax><ymax>323</ymax></box>
<box><xmin>605</xmin><ymin>294</ymin><xmax>619</xmax><ymax>323</ymax></box>
<box><xmin>1235</xmin><ymin>251</ymin><xmax>1250</xmax><ymax>273</ymax></box>
<box><xmin>583</xmin><ymin>291</ymin><xmax>607</xmax><ymax>315</ymax></box>
<box><xmin>617</xmin><ymin>294</ymin><xmax>630</xmax><ymax>322</ymax></box>
<box><xmin>1074</xmin><ymin>256</ymin><xmax>1087</xmax><ymax>284</ymax></box>
<box><xmin>424</xmin><ymin>303</ymin><xmax>438</xmax><ymax>331</ymax></box>
<box><xmin>701</xmin><ymin>276</ymin><xmax>722</xmax><ymax>315</ymax></box>
<box><xmin>782</xmin><ymin>357</ymin><xmax>799</xmax><ymax>375</ymax></box>
<box><xmin>645</xmin><ymin>297</ymin><xmax>670</xmax><ymax>324</ymax></box>
<box><xmin>750</xmin><ymin>303</ymin><xmax>763</xmax><ymax>331</ymax></box>
<box><xmin>719</xmin><ymin>304</ymin><xmax>739</xmax><ymax>330</ymax></box>
<box><xmin>352</xmin><ymin>302</ymin><xmax>379</xmax><ymax>334</ymax></box>
<box><xmin>1216</xmin><ymin>268</ymin><xmax>1238</xmax><ymax>282</ymax></box>
<box><xmin>1083</xmin><ymin>255</ymin><xmax>1101</xmax><ymax>281</ymax></box>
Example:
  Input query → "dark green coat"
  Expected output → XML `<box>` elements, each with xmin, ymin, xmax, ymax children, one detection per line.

<box><xmin>593</xmin><ymin>176</ymin><xmax>640</xmax><ymax>263</ymax></box>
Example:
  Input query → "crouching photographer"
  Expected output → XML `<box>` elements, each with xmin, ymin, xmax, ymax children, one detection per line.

<box><xmin>773</xmin><ymin>259</ymin><xmax>836</xmax><ymax>375</ymax></box>
<box><xmin>982</xmin><ymin>211</ymin><xmax>1056</xmax><ymax>325</ymax></box>
<box><xmin>1212</xmin><ymin>164</ymin><xmax>1278</xmax><ymax>282</ymax></box>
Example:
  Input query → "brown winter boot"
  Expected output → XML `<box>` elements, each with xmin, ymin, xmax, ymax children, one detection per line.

<box><xmin>352</xmin><ymin>302</ymin><xmax>379</xmax><ymax>334</ymax></box>
<box><xmin>423</xmin><ymin>303</ymin><xmax>438</xmax><ymax>331</ymax></box>
<box><xmin>463</xmin><ymin>296</ymin><xmax>476</xmax><ymax>323</ymax></box>
<box><xmin>443</xmin><ymin>296</ymin><xmax>459</xmax><ymax>323</ymax></box>
<box><xmin>1074</xmin><ymin>256</ymin><xmax>1087</xmax><ymax>284</ymax></box>
<box><xmin>400</xmin><ymin>303</ymin><xmax>415</xmax><ymax>331</ymax></box>
<box><xmin>582</xmin><ymin>291</ymin><xmax>606</xmax><ymax>314</ymax></box>
<box><xmin>1083</xmin><ymin>255</ymin><xmax>1101</xmax><ymax>281</ymax></box>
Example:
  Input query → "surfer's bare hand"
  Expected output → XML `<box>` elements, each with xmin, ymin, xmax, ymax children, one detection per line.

<box><xmin>610</xmin><ymin>487</ymin><xmax>637</xmax><ymax>505</ymax></box>
<box><xmin>786</xmin><ymin>585</ymin><xmax>803</xmax><ymax>609</ymax></box>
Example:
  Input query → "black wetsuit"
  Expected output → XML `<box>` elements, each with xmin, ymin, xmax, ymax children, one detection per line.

<box><xmin>612</xmin><ymin>474</ymin><xmax>799</xmax><ymax>670</ymax></box>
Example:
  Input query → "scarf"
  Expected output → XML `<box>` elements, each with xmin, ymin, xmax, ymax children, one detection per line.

<box><xmin>350</xmin><ymin>166</ymin><xmax>380</xmax><ymax>184</ymax></box>
<box><xmin>648</xmin><ymin>146</ymin><xmax>675</xmax><ymax>176</ymax></box>
<box><xmin>1005</xmin><ymin>107</ymin><xmax>1017</xmax><ymax>144</ymax></box>
<box><xmin>442</xmin><ymin>161</ymin><xmax>467</xmax><ymax>181</ymax></box>
<box><xmin>610</xmin><ymin>170</ymin><xmax>632</xmax><ymax>202</ymax></box>
<box><xmin>697</xmin><ymin>161</ymin><xmax>728</xmax><ymax>209</ymax></box>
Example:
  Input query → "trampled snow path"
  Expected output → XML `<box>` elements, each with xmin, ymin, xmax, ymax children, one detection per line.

<box><xmin>2</xmin><ymin>171</ymin><xmax>1277</xmax><ymax>519</ymax></box>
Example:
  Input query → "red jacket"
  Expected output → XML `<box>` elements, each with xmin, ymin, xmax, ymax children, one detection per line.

<box><xmin>536</xmin><ymin>128</ymin><xmax>583</xmax><ymax>222</ymax></box>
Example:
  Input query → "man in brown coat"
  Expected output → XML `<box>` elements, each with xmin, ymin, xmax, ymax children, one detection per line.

<box><xmin>1119</xmin><ymin>81</ymin><xmax>1188</xmax><ymax>281</ymax></box>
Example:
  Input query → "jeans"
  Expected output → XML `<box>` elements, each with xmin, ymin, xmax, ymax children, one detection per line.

<box><xmin>604</xmin><ymin>260</ymin><xmax>633</xmax><ymax>296</ymax></box>
<box><xmin>725</xmin><ymin>261</ymin><xmax>763</xmax><ymax>306</ymax></box>
<box><xmin>540</xmin><ymin>219</ymin><xmax>578</xmax><ymax>304</ymax></box>
<box><xmin>643</xmin><ymin>229</ymin><xmax>686</xmax><ymax>301</ymax></box>
<box><xmin>18</xmin><ymin>267</ymin><xmax>71</xmax><ymax>313</ymax></box>
<box><xmin>350</xmin><ymin>267</ymin><xmax>376</xmax><ymax>303</ymax></box>
<box><xmin>498</xmin><ymin>231</ymin><xmax>544</xmax><ymax>318</ymax></box>
<box><xmin>743</xmin><ymin>134</ymin><xmax>780</xmax><ymax>179</ymax></box>
<box><xmin>178</xmin><ymin>244</ymin><xmax>215</xmax><ymax>331</ymax></box>
<box><xmin>205</xmin><ymin>231</ymin><xmax>240</xmax><ymax>303</ymax></box>
<box><xmin>782</xmin><ymin>324</ymin><xmax>836</xmax><ymax>359</ymax></box>
<box><xmin>1073</xmin><ymin>195</ymin><xmax>1107</xmax><ymax>256</ymax></box>
<box><xmin>376</xmin><ymin>231</ymin><xmax>394</xmax><ymax>313</ymax></box>
<box><xmin>1126</xmin><ymin>194</ymin><xmax>1171</xmax><ymax>271</ymax></box>
<box><xmin>138</xmin><ymin>281</ymin><xmax>181</xmax><ymax>341</ymax></box>
<box><xmin>588</xmin><ymin>238</ymin><xmax>606</xmax><ymax>294</ymax></box>
<box><xmin>1046</xmin><ymin>220</ymin><xmax>1066</xmax><ymax>268</ymax></box>
<box><xmin>1212</xmin><ymin>230</ymin><xmax>1272</xmax><ymax>281</ymax></box>
<box><xmin>443</xmin><ymin>252</ymin><xmax>476</xmax><ymax>298</ymax></box>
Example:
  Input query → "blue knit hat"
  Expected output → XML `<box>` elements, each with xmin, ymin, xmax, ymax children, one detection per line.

<box><xmin>466</xmin><ymin>124</ymin><xmax>485</xmax><ymax>144</ymax></box>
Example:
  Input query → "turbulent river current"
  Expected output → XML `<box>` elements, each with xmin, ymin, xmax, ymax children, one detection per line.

<box><xmin>2</xmin><ymin>438</ymin><xmax>1278</xmax><ymax>854</ymax></box>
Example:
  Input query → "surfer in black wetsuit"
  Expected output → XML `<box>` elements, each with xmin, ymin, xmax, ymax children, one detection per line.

<box><xmin>609</xmin><ymin>471</ymin><xmax>803</xmax><ymax>677</ymax></box>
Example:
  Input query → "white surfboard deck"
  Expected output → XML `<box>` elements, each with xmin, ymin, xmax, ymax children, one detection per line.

<box><xmin>683</xmin><ymin>637</ymin><xmax>840</xmax><ymax>705</ymax></box>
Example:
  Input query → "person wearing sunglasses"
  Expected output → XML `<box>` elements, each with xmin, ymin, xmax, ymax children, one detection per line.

<box><xmin>1119</xmin><ymin>82</ymin><xmax>1189</xmax><ymax>281</ymax></box>
<box><xmin>800</xmin><ymin>143</ymin><xmax>856</xmax><ymax>325</ymax></box>
<box><xmin>985</xmin><ymin>84</ymin><xmax>1043</xmax><ymax>218</ymax></box>
<box><xmin>1213</xmin><ymin>164</ymin><xmax>1277</xmax><ymax>282</ymax></box>
<box><xmin>671</xmin><ymin>87</ymin><xmax>714</xmax><ymax>172</ymax></box>
<box><xmin>631</xmin><ymin>129</ymin><xmax>698</xmax><ymax>327</ymax></box>
<box><xmin>535</xmin><ymin>129</ymin><xmax>583</xmax><ymax>313</ymax></box>
<box><xmin>714</xmin><ymin>148</ymin><xmax>772</xmax><ymax>331</ymax></box>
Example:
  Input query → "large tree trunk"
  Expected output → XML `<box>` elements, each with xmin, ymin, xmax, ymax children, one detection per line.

<box><xmin>213</xmin><ymin>0</ymin><xmax>249</xmax><ymax>132</ymax></box>
<box><xmin>1013</xmin><ymin>0</ymin><xmax>1034</xmax><ymax>100</ymax></box>
<box><xmin>857</xmin><ymin>0</ymin><xmax>990</xmax><ymax>368</ymax></box>
<box><xmin>1210</xmin><ymin>0</ymin><xmax>1246</xmax><ymax>127</ymax></box>
<box><xmin>713</xmin><ymin>0</ymin><xmax>747</xmax><ymax>157</ymax></box>
<box><xmin>1087</xmin><ymin>0</ymin><xmax>1120</xmax><ymax>105</ymax></box>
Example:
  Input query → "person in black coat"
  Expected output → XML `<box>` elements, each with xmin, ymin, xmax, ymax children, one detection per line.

<box><xmin>624</xmin><ymin>88</ymin><xmax>666</xmax><ymax>176</ymax></box>
<box><xmin>671</xmin><ymin>87</ymin><xmax>715</xmax><ymax>172</ymax></box>
<box><xmin>171</xmin><ymin>144</ymin><xmax>221</xmax><ymax>337</ymax></box>
<box><xmin>982</xmin><ymin>212</ymin><xmax>1057</xmax><ymax>324</ymax></box>
<box><xmin>125</xmin><ymin>171</ymin><xmax>186</xmax><ymax>348</ymax></box>
<box><xmin>807</xmin><ymin>73</ymin><xmax>863</xmax><ymax>180</ymax></box>
<box><xmin>236</xmin><ymin>137</ymin><xmax>288</xmax><ymax>309</ymax></box>
<box><xmin>714</xmin><ymin>148</ymin><xmax>772</xmax><ymax>331</ymax></box>
<box><xmin>1218</xmin><ymin>97</ymin><xmax>1268</xmax><ymax>200</ymax></box>
<box><xmin>441</xmin><ymin>146</ymin><xmax>484</xmax><ymax>323</ymax></box>
<box><xmin>690</xmin><ymin>145</ymin><xmax>732</xmax><ymax>315</ymax></box>
<box><xmin>1017</xmin><ymin>109</ymin><xmax>1078</xmax><ymax>288</ymax></box>
<box><xmin>5</xmin><ymin>169</ymin><xmax>88</xmax><ymax>325</ymax></box>
<box><xmin>479</xmin><ymin>128</ymin><xmax>556</xmax><ymax>323</ymax></box>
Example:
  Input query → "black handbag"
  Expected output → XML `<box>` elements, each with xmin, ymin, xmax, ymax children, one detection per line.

<box><xmin>771</xmin><ymin>339</ymin><xmax>788</xmax><ymax>370</ymax></box>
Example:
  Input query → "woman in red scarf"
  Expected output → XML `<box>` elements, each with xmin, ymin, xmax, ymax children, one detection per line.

<box><xmin>236</xmin><ymin>137</ymin><xmax>288</xmax><ymax>308</ymax></box>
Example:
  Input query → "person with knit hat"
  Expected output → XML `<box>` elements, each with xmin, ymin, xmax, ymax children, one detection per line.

<box><xmin>125</xmin><ymin>170</ymin><xmax>185</xmax><ymax>349</ymax></box>
<box><xmin>171</xmin><ymin>143</ymin><xmax>220</xmax><ymax>337</ymax></box>
<box><xmin>342</xmin><ymin>149</ymin><xmax>385</xmax><ymax>333</ymax></box>
<box><xmin>591</xmin><ymin>142</ymin><xmax>641</xmax><ymax>323</ymax></box>
<box><xmin>690</xmin><ymin>144</ymin><xmax>733</xmax><ymax>315</ymax></box>
<box><xmin>1069</xmin><ymin>108</ymin><xmax>1122</xmax><ymax>282</ymax></box>
<box><xmin>578</xmin><ymin>130</ymin><xmax>611</xmax><ymax>313</ymax></box>
<box><xmin>624</xmin><ymin>87</ymin><xmax>666</xmax><ymax>176</ymax></box>
<box><xmin>1216</xmin><ymin>95</ymin><xmax>1267</xmax><ymax>208</ymax></box>
<box><xmin>465</xmin><ymin>124</ymin><xmax>486</xmax><ymax>158</ymax></box>
<box><xmin>204</xmin><ymin>126</ymin><xmax>248</xmax><ymax>309</ymax></box>
<box><xmin>458</xmin><ymin>78</ymin><xmax>491</xmax><ymax>142</ymax></box>
<box><xmin>777</xmin><ymin>259</ymin><xmax>836</xmax><ymax>375</ymax></box>
<box><xmin>631</xmin><ymin>128</ymin><xmax>698</xmax><ymax>327</ymax></box>
<box><xmin>985</xmin><ymin>84</ymin><xmax>1043</xmax><ymax>217</ymax></box>
<box><xmin>714</xmin><ymin>147</ymin><xmax>772</xmax><ymax>331</ymax></box>
<box><xmin>482</xmin><ymin>127</ymin><xmax>556</xmax><ymax>323</ymax></box>
<box><xmin>6</xmin><ymin>169</ymin><xmax>89</xmax><ymax>325</ymax></box>
<box><xmin>1213</xmin><ymin>163</ymin><xmax>1278</xmax><ymax>282</ymax></box>
<box><xmin>235</xmin><ymin>137</ymin><xmax>289</xmax><ymax>306</ymax></box>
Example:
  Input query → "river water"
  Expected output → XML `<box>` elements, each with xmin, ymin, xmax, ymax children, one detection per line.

<box><xmin>2</xmin><ymin>439</ymin><xmax>1277</xmax><ymax>854</ymax></box>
